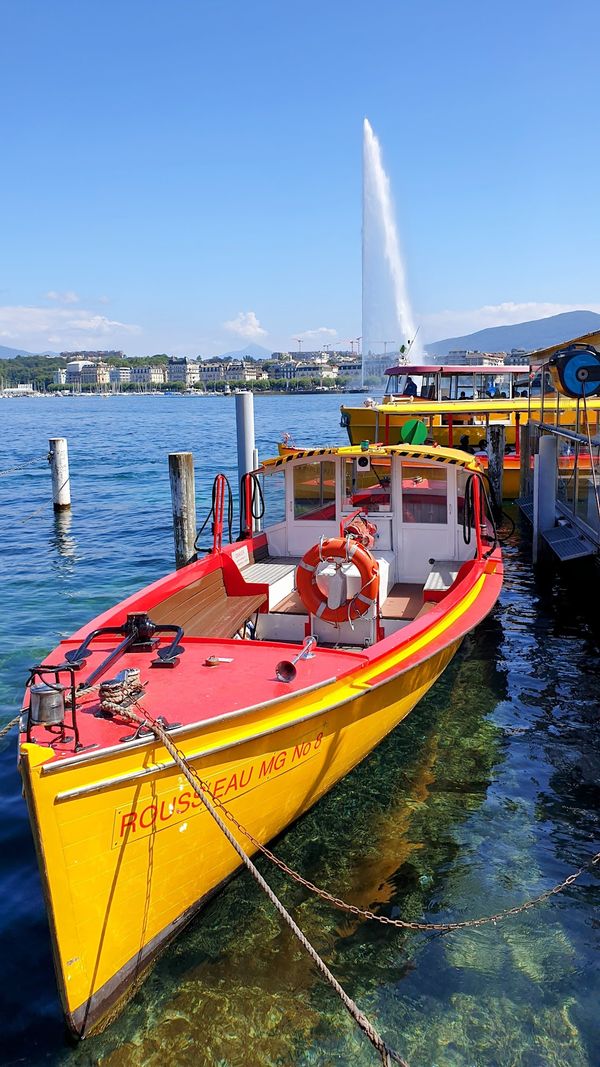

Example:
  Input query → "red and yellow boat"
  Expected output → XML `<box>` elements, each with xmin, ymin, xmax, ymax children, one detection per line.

<box><xmin>18</xmin><ymin>442</ymin><xmax>502</xmax><ymax>1038</ymax></box>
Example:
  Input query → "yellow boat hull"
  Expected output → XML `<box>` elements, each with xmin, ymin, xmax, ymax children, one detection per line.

<box><xmin>21</xmin><ymin>639</ymin><xmax>459</xmax><ymax>1037</ymax></box>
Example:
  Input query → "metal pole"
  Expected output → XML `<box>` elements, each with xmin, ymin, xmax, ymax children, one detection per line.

<box><xmin>236</xmin><ymin>391</ymin><xmax>255</xmax><ymax>490</ymax></box>
<box><xmin>252</xmin><ymin>446</ymin><xmax>262</xmax><ymax>532</ymax></box>
<box><xmin>48</xmin><ymin>437</ymin><xmax>71</xmax><ymax>510</ymax></box>
<box><xmin>533</xmin><ymin>434</ymin><xmax>557</xmax><ymax>562</ymax></box>
<box><xmin>168</xmin><ymin>452</ymin><xmax>197</xmax><ymax>569</ymax></box>
<box><xmin>487</xmin><ymin>424</ymin><xmax>505</xmax><ymax>520</ymax></box>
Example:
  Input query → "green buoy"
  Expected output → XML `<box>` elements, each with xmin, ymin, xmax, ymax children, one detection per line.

<box><xmin>400</xmin><ymin>418</ymin><xmax>427</xmax><ymax>445</ymax></box>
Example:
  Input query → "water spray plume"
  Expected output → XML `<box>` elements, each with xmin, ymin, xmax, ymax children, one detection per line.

<box><xmin>362</xmin><ymin>118</ymin><xmax>421</xmax><ymax>385</ymax></box>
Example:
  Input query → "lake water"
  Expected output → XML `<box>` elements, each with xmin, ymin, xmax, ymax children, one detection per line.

<box><xmin>0</xmin><ymin>394</ymin><xmax>598</xmax><ymax>1067</ymax></box>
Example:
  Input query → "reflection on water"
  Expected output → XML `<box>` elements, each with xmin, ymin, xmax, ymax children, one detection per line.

<box><xmin>0</xmin><ymin>399</ymin><xmax>598</xmax><ymax>1067</ymax></box>
<box><xmin>50</xmin><ymin>510</ymin><xmax>78</xmax><ymax>568</ymax></box>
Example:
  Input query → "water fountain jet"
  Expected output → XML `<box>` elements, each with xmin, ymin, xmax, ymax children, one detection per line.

<box><xmin>362</xmin><ymin>118</ymin><xmax>421</xmax><ymax>385</ymax></box>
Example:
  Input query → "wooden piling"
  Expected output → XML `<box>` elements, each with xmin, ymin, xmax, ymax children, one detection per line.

<box><xmin>487</xmin><ymin>424</ymin><xmax>505</xmax><ymax>520</ymax></box>
<box><xmin>48</xmin><ymin>437</ymin><xmax>71</xmax><ymax>510</ymax></box>
<box><xmin>168</xmin><ymin>452</ymin><xmax>197</xmax><ymax>568</ymax></box>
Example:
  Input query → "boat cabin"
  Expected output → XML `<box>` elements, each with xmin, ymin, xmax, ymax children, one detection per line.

<box><xmin>383</xmin><ymin>364</ymin><xmax>530</xmax><ymax>403</ymax></box>
<box><xmin>223</xmin><ymin>444</ymin><xmax>488</xmax><ymax>650</ymax></box>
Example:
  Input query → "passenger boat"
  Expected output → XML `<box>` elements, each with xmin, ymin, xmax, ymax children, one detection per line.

<box><xmin>340</xmin><ymin>362</ymin><xmax>600</xmax><ymax>499</ymax></box>
<box><xmin>18</xmin><ymin>442</ymin><xmax>502</xmax><ymax>1038</ymax></box>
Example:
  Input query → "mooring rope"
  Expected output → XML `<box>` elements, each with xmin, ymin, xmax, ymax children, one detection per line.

<box><xmin>118</xmin><ymin>704</ymin><xmax>408</xmax><ymax>1067</ymax></box>
<box><xmin>0</xmin><ymin>455</ymin><xmax>47</xmax><ymax>477</ymax></box>
<box><xmin>0</xmin><ymin>716</ymin><xmax>20</xmax><ymax>741</ymax></box>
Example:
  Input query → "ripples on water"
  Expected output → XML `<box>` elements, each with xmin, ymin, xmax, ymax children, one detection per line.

<box><xmin>0</xmin><ymin>396</ymin><xmax>598</xmax><ymax>1067</ymax></box>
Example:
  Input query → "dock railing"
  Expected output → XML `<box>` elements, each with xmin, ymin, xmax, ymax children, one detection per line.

<box><xmin>529</xmin><ymin>421</ymin><xmax>600</xmax><ymax>560</ymax></box>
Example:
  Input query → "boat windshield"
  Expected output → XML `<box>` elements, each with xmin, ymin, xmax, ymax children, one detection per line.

<box><xmin>385</xmin><ymin>372</ymin><xmax>435</xmax><ymax>399</ymax></box>
<box><xmin>343</xmin><ymin>457</ymin><xmax>392</xmax><ymax>512</ymax></box>
<box><xmin>293</xmin><ymin>461</ymin><xmax>336</xmax><ymax>521</ymax></box>
<box><xmin>439</xmin><ymin>370</ymin><xmax>522</xmax><ymax>400</ymax></box>
<box><xmin>402</xmin><ymin>464</ymin><xmax>448</xmax><ymax>524</ymax></box>
<box><xmin>529</xmin><ymin>370</ymin><xmax>556</xmax><ymax>396</ymax></box>
<box><xmin>261</xmin><ymin>468</ymin><xmax>286</xmax><ymax>525</ymax></box>
<box><xmin>386</xmin><ymin>368</ymin><xmax>527</xmax><ymax>401</ymax></box>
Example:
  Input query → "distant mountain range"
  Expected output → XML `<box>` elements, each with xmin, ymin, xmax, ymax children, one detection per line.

<box><xmin>4</xmin><ymin>312</ymin><xmax>600</xmax><ymax>363</ymax></box>
<box><xmin>0</xmin><ymin>344</ymin><xmax>40</xmax><ymax>359</ymax></box>
<box><xmin>212</xmin><ymin>343</ymin><xmax>272</xmax><ymax>361</ymax></box>
<box><xmin>425</xmin><ymin>310</ymin><xmax>600</xmax><ymax>358</ymax></box>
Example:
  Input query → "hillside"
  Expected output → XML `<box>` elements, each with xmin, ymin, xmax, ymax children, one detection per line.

<box><xmin>425</xmin><ymin>310</ymin><xmax>600</xmax><ymax>358</ymax></box>
<box><xmin>0</xmin><ymin>344</ymin><xmax>39</xmax><ymax>359</ymax></box>
<box><xmin>212</xmin><ymin>343</ymin><xmax>271</xmax><ymax>361</ymax></box>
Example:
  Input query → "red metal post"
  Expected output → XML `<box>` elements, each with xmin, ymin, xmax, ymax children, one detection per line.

<box><xmin>473</xmin><ymin>475</ymin><xmax>484</xmax><ymax>559</ymax></box>
<box><xmin>245</xmin><ymin>473</ymin><xmax>253</xmax><ymax>537</ymax></box>
<box><xmin>515</xmin><ymin>411</ymin><xmax>521</xmax><ymax>458</ymax></box>
<box><xmin>213</xmin><ymin>474</ymin><xmax>225</xmax><ymax>553</ymax></box>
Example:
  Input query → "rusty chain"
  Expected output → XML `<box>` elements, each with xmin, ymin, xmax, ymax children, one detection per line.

<box><xmin>125</xmin><ymin>702</ymin><xmax>599</xmax><ymax>934</ymax></box>
<box><xmin>205</xmin><ymin>786</ymin><xmax>600</xmax><ymax>931</ymax></box>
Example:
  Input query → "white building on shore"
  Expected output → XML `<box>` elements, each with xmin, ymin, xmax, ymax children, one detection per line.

<box><xmin>167</xmin><ymin>357</ymin><xmax>200</xmax><ymax>387</ymax></box>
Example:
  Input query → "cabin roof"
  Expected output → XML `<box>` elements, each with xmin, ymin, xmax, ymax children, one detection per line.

<box><xmin>529</xmin><ymin>329</ymin><xmax>600</xmax><ymax>367</ymax></box>
<box><xmin>261</xmin><ymin>443</ymin><xmax>482</xmax><ymax>472</ymax></box>
<box><xmin>339</xmin><ymin>396</ymin><xmax>590</xmax><ymax>418</ymax></box>
<box><xmin>384</xmin><ymin>364</ymin><xmax>530</xmax><ymax>376</ymax></box>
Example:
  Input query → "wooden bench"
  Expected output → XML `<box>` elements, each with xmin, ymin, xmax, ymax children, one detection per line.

<box><xmin>150</xmin><ymin>568</ymin><xmax>266</xmax><ymax>638</ymax></box>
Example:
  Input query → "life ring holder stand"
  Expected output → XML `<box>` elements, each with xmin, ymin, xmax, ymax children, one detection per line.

<box><xmin>296</xmin><ymin>536</ymin><xmax>381</xmax><ymax>630</ymax></box>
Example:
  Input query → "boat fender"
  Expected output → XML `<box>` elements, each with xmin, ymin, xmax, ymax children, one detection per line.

<box><xmin>296</xmin><ymin>537</ymin><xmax>379</xmax><ymax>624</ymax></box>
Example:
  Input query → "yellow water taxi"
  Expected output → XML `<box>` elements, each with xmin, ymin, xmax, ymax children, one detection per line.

<box><xmin>341</xmin><ymin>362</ymin><xmax>600</xmax><ymax>498</ymax></box>
<box><xmin>18</xmin><ymin>442</ymin><xmax>502</xmax><ymax>1038</ymax></box>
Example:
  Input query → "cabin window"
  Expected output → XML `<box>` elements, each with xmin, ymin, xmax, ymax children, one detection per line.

<box><xmin>293</xmin><ymin>461</ymin><xmax>336</xmax><ymax>521</ymax></box>
<box><xmin>456</xmin><ymin>468</ymin><xmax>468</xmax><ymax>527</ymax></box>
<box><xmin>262</xmin><ymin>470</ymin><xmax>286</xmax><ymax>526</ymax></box>
<box><xmin>402</xmin><ymin>464</ymin><xmax>448</xmax><ymax>524</ymax></box>
<box><xmin>343</xmin><ymin>458</ymin><xmax>392</xmax><ymax>512</ymax></box>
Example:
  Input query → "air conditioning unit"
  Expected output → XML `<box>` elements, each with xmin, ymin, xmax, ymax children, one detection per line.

<box><xmin>356</xmin><ymin>454</ymin><xmax>371</xmax><ymax>473</ymax></box>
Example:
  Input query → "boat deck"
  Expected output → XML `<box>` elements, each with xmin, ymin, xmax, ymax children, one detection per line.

<box><xmin>26</xmin><ymin>636</ymin><xmax>369</xmax><ymax>760</ymax></box>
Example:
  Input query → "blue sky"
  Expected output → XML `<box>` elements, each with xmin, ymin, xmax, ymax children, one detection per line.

<box><xmin>2</xmin><ymin>0</ymin><xmax>599</xmax><ymax>356</ymax></box>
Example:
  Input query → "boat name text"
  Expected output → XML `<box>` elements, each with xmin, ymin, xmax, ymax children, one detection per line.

<box><xmin>111</xmin><ymin>729</ymin><xmax>324</xmax><ymax>847</ymax></box>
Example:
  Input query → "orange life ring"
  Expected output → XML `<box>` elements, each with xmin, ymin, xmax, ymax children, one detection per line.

<box><xmin>296</xmin><ymin>537</ymin><xmax>379</xmax><ymax>624</ymax></box>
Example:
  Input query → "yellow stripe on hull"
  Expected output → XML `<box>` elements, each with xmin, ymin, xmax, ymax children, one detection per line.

<box><xmin>21</xmin><ymin>639</ymin><xmax>459</xmax><ymax>1037</ymax></box>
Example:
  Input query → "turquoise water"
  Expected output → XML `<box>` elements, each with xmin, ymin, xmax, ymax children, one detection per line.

<box><xmin>0</xmin><ymin>395</ymin><xmax>598</xmax><ymax>1067</ymax></box>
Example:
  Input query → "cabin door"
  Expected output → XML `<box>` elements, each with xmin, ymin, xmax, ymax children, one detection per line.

<box><xmin>395</xmin><ymin>462</ymin><xmax>457</xmax><ymax>582</ymax></box>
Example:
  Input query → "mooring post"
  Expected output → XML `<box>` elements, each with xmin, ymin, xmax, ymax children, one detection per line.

<box><xmin>48</xmin><ymin>437</ymin><xmax>71</xmax><ymax>510</ymax></box>
<box><xmin>168</xmin><ymin>452</ymin><xmax>197</xmax><ymax>568</ymax></box>
<box><xmin>533</xmin><ymin>434</ymin><xmax>557</xmax><ymax>563</ymax></box>
<box><xmin>236</xmin><ymin>391</ymin><xmax>255</xmax><ymax>490</ymax></box>
<box><xmin>487</xmin><ymin>424</ymin><xmax>505</xmax><ymax>521</ymax></box>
